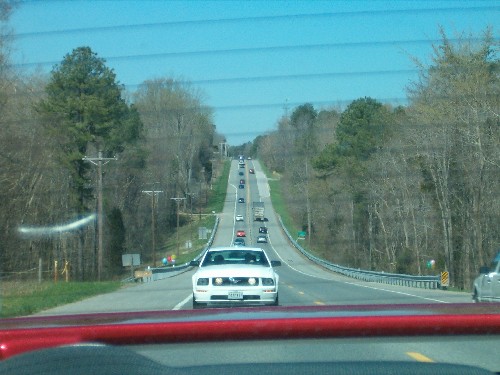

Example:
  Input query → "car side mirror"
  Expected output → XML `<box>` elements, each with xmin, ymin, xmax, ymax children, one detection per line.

<box><xmin>190</xmin><ymin>260</ymin><xmax>200</xmax><ymax>267</ymax></box>
<box><xmin>479</xmin><ymin>266</ymin><xmax>490</xmax><ymax>274</ymax></box>
<box><xmin>271</xmin><ymin>260</ymin><xmax>281</xmax><ymax>267</ymax></box>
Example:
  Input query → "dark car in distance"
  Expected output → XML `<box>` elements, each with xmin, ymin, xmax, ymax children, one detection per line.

<box><xmin>234</xmin><ymin>238</ymin><xmax>245</xmax><ymax>246</ymax></box>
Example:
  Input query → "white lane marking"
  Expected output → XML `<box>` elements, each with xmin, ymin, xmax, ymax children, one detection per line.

<box><xmin>267</xmin><ymin>237</ymin><xmax>448</xmax><ymax>304</ymax></box>
<box><xmin>173</xmin><ymin>294</ymin><xmax>192</xmax><ymax>310</ymax></box>
<box><xmin>342</xmin><ymin>281</ymin><xmax>448</xmax><ymax>303</ymax></box>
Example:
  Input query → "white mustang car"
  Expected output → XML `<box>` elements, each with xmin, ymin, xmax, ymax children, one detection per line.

<box><xmin>190</xmin><ymin>247</ymin><xmax>281</xmax><ymax>309</ymax></box>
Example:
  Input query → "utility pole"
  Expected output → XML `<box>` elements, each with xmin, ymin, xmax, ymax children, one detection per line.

<box><xmin>186</xmin><ymin>192</ymin><xmax>196</xmax><ymax>248</ymax></box>
<box><xmin>82</xmin><ymin>151</ymin><xmax>117</xmax><ymax>281</ymax></box>
<box><xmin>283</xmin><ymin>98</ymin><xmax>289</xmax><ymax>118</ymax></box>
<box><xmin>170</xmin><ymin>197</ymin><xmax>186</xmax><ymax>256</ymax></box>
<box><xmin>219</xmin><ymin>142</ymin><xmax>228</xmax><ymax>158</ymax></box>
<box><xmin>142</xmin><ymin>187</ymin><xmax>163</xmax><ymax>267</ymax></box>
<box><xmin>199</xmin><ymin>167</ymin><xmax>205</xmax><ymax>220</ymax></box>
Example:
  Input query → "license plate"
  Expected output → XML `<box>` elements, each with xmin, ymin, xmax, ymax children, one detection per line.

<box><xmin>228</xmin><ymin>291</ymin><xmax>243</xmax><ymax>300</ymax></box>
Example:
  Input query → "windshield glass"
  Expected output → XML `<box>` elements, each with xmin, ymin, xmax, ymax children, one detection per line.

<box><xmin>202</xmin><ymin>250</ymin><xmax>268</xmax><ymax>266</ymax></box>
<box><xmin>1</xmin><ymin>1</ymin><xmax>499</xmax><ymax>372</ymax></box>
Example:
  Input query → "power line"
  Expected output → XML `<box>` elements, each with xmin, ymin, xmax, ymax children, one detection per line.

<box><xmin>179</xmin><ymin>69</ymin><xmax>418</xmax><ymax>86</ymax></box>
<box><xmin>15</xmin><ymin>6</ymin><xmax>499</xmax><ymax>38</ymax></box>
<box><xmin>14</xmin><ymin>37</ymin><xmax>499</xmax><ymax>68</ymax></box>
<box><xmin>5</xmin><ymin>68</ymin><xmax>421</xmax><ymax>92</ymax></box>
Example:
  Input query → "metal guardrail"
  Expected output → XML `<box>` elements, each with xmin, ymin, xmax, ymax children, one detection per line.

<box><xmin>278</xmin><ymin>217</ymin><xmax>441</xmax><ymax>290</ymax></box>
<box><xmin>126</xmin><ymin>217</ymin><xmax>219</xmax><ymax>282</ymax></box>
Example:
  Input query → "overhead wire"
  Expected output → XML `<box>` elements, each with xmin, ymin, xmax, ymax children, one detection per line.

<box><xmin>6</xmin><ymin>4</ymin><xmax>499</xmax><ymax>139</ymax></box>
<box><xmin>15</xmin><ymin>5</ymin><xmax>500</xmax><ymax>38</ymax></box>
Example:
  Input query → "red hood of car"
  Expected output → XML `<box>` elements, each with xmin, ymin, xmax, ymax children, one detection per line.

<box><xmin>0</xmin><ymin>304</ymin><xmax>499</xmax><ymax>360</ymax></box>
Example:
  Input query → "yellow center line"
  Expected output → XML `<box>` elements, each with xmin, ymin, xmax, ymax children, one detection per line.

<box><xmin>314</xmin><ymin>301</ymin><xmax>325</xmax><ymax>305</ymax></box>
<box><xmin>298</xmin><ymin>291</ymin><xmax>304</xmax><ymax>295</ymax></box>
<box><xmin>406</xmin><ymin>352</ymin><xmax>434</xmax><ymax>362</ymax></box>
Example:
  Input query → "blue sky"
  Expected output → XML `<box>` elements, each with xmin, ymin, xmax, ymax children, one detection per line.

<box><xmin>9</xmin><ymin>1</ymin><xmax>499</xmax><ymax>145</ymax></box>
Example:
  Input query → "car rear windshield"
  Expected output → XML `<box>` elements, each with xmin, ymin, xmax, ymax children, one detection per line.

<box><xmin>202</xmin><ymin>250</ymin><xmax>269</xmax><ymax>267</ymax></box>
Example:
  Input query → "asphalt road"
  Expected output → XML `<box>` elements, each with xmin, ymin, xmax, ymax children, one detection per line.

<box><xmin>130</xmin><ymin>335</ymin><xmax>500</xmax><ymax>372</ymax></box>
<box><xmin>38</xmin><ymin>159</ymin><xmax>472</xmax><ymax>316</ymax></box>
<box><xmin>33</xmin><ymin>159</ymin><xmax>499</xmax><ymax>372</ymax></box>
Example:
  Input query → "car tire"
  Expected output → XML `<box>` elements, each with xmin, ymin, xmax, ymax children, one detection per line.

<box><xmin>272</xmin><ymin>294</ymin><xmax>279</xmax><ymax>306</ymax></box>
<box><xmin>472</xmin><ymin>289</ymin><xmax>479</xmax><ymax>303</ymax></box>
<box><xmin>192</xmin><ymin>295</ymin><xmax>206</xmax><ymax>309</ymax></box>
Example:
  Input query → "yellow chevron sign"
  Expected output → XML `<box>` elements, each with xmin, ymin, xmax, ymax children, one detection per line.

<box><xmin>441</xmin><ymin>271</ymin><xmax>449</xmax><ymax>287</ymax></box>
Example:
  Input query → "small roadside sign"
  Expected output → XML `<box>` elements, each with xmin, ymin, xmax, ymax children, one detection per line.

<box><xmin>199</xmin><ymin>227</ymin><xmax>207</xmax><ymax>240</ymax></box>
<box><xmin>441</xmin><ymin>271</ymin><xmax>449</xmax><ymax>288</ymax></box>
<box><xmin>122</xmin><ymin>254</ymin><xmax>141</xmax><ymax>267</ymax></box>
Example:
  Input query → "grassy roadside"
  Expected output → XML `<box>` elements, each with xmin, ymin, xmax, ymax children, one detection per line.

<box><xmin>259</xmin><ymin>163</ymin><xmax>300</xmax><ymax>239</ymax></box>
<box><xmin>158</xmin><ymin>214</ymin><xmax>217</xmax><ymax>266</ymax></box>
<box><xmin>0</xmin><ymin>159</ymin><xmax>231</xmax><ymax>318</ymax></box>
<box><xmin>206</xmin><ymin>159</ymin><xmax>231</xmax><ymax>214</ymax></box>
<box><xmin>1</xmin><ymin>281</ymin><xmax>121</xmax><ymax>318</ymax></box>
<box><xmin>153</xmin><ymin>159</ymin><xmax>230</xmax><ymax>266</ymax></box>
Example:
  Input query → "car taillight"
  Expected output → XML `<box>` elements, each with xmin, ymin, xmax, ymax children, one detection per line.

<box><xmin>262</xmin><ymin>278</ymin><xmax>274</xmax><ymax>286</ymax></box>
<box><xmin>197</xmin><ymin>278</ymin><xmax>209</xmax><ymax>286</ymax></box>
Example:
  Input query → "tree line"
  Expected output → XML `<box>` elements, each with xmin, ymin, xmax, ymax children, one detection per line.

<box><xmin>0</xmin><ymin>5</ymin><xmax>223</xmax><ymax>281</ymax></box>
<box><xmin>257</xmin><ymin>28</ymin><xmax>499</xmax><ymax>289</ymax></box>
